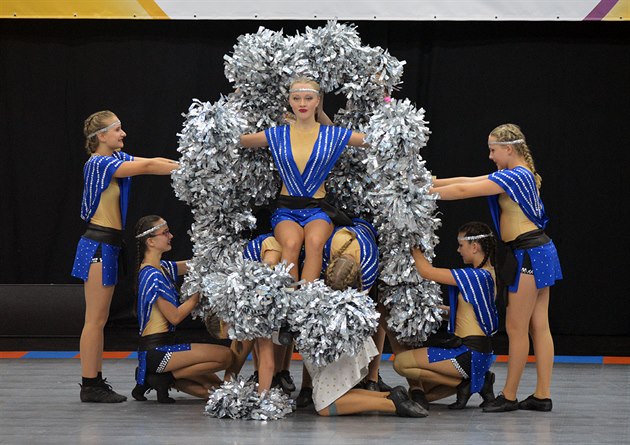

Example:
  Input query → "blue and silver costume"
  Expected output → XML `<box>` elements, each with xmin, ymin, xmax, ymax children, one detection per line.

<box><xmin>322</xmin><ymin>218</ymin><xmax>379</xmax><ymax>291</ymax></box>
<box><xmin>244</xmin><ymin>218</ymin><xmax>378</xmax><ymax>290</ymax></box>
<box><xmin>243</xmin><ymin>233</ymin><xmax>274</xmax><ymax>262</ymax></box>
<box><xmin>428</xmin><ymin>268</ymin><xmax>498</xmax><ymax>393</ymax></box>
<box><xmin>487</xmin><ymin>166</ymin><xmax>562</xmax><ymax>291</ymax></box>
<box><xmin>265</xmin><ymin>125</ymin><xmax>352</xmax><ymax>228</ymax></box>
<box><xmin>135</xmin><ymin>260</ymin><xmax>191</xmax><ymax>385</ymax></box>
<box><xmin>71</xmin><ymin>151</ymin><xmax>133</xmax><ymax>286</ymax></box>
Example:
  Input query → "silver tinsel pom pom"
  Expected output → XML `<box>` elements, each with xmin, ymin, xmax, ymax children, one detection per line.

<box><xmin>174</xmin><ymin>21</ymin><xmax>441</xmax><ymax>347</ymax></box>
<box><xmin>363</xmin><ymin>98</ymin><xmax>444</xmax><ymax>346</ymax></box>
<box><xmin>196</xmin><ymin>258</ymin><xmax>296</xmax><ymax>341</ymax></box>
<box><xmin>204</xmin><ymin>377</ymin><xmax>294</xmax><ymax>421</ymax></box>
<box><xmin>287</xmin><ymin>281</ymin><xmax>380</xmax><ymax>368</ymax></box>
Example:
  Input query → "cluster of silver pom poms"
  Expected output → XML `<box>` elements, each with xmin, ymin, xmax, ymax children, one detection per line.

<box><xmin>172</xmin><ymin>21</ymin><xmax>444</xmax><ymax>420</ymax></box>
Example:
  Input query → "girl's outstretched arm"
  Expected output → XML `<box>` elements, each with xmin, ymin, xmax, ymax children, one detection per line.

<box><xmin>430</xmin><ymin>179</ymin><xmax>503</xmax><ymax>200</ymax></box>
<box><xmin>240</xmin><ymin>131</ymin><xmax>269</xmax><ymax>148</ymax></box>
<box><xmin>411</xmin><ymin>248</ymin><xmax>456</xmax><ymax>286</ymax></box>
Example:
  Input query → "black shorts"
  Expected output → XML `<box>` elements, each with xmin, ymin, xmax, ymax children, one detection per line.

<box><xmin>146</xmin><ymin>349</ymin><xmax>172</xmax><ymax>374</ymax></box>
<box><xmin>451</xmin><ymin>351</ymin><xmax>472</xmax><ymax>378</ymax></box>
<box><xmin>521</xmin><ymin>251</ymin><xmax>534</xmax><ymax>275</ymax></box>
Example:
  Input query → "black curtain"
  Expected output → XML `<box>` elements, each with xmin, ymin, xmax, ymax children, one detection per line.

<box><xmin>1</xmin><ymin>19</ymin><xmax>628</xmax><ymax>335</ymax></box>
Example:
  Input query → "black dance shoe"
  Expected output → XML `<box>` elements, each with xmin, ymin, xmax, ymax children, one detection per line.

<box><xmin>146</xmin><ymin>372</ymin><xmax>176</xmax><ymax>404</ymax></box>
<box><xmin>363</xmin><ymin>379</ymin><xmax>379</xmax><ymax>392</ymax></box>
<box><xmin>479</xmin><ymin>371</ymin><xmax>496</xmax><ymax>408</ymax></box>
<box><xmin>278</xmin><ymin>325</ymin><xmax>296</xmax><ymax>346</ymax></box>
<box><xmin>448</xmin><ymin>379</ymin><xmax>472</xmax><ymax>410</ymax></box>
<box><xmin>482</xmin><ymin>393</ymin><xmax>519</xmax><ymax>413</ymax></box>
<box><xmin>387</xmin><ymin>386</ymin><xmax>428</xmax><ymax>418</ymax></box>
<box><xmin>80</xmin><ymin>378</ymin><xmax>127</xmax><ymax>403</ymax></box>
<box><xmin>276</xmin><ymin>370</ymin><xmax>296</xmax><ymax>394</ymax></box>
<box><xmin>295</xmin><ymin>387</ymin><xmax>313</xmax><ymax>408</ymax></box>
<box><xmin>518</xmin><ymin>394</ymin><xmax>553</xmax><ymax>412</ymax></box>
<box><xmin>409</xmin><ymin>388</ymin><xmax>430</xmax><ymax>411</ymax></box>
<box><xmin>132</xmin><ymin>367</ymin><xmax>150</xmax><ymax>401</ymax></box>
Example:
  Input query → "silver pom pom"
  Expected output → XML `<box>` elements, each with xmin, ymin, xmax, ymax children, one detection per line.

<box><xmin>287</xmin><ymin>281</ymin><xmax>380</xmax><ymax>367</ymax></box>
<box><xmin>204</xmin><ymin>377</ymin><xmax>294</xmax><ymax>421</ymax></box>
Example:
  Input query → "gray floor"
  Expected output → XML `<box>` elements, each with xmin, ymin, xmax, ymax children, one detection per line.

<box><xmin>1</xmin><ymin>359</ymin><xmax>629</xmax><ymax>445</ymax></box>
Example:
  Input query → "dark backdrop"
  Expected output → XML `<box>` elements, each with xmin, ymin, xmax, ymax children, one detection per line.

<box><xmin>1</xmin><ymin>19</ymin><xmax>628</xmax><ymax>337</ymax></box>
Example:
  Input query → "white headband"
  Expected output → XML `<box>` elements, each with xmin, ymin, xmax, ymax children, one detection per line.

<box><xmin>289</xmin><ymin>88</ymin><xmax>320</xmax><ymax>94</ymax></box>
<box><xmin>458</xmin><ymin>233</ymin><xmax>493</xmax><ymax>241</ymax></box>
<box><xmin>87</xmin><ymin>120</ymin><xmax>121</xmax><ymax>139</ymax></box>
<box><xmin>490</xmin><ymin>139</ymin><xmax>524</xmax><ymax>145</ymax></box>
<box><xmin>135</xmin><ymin>221</ymin><xmax>167</xmax><ymax>239</ymax></box>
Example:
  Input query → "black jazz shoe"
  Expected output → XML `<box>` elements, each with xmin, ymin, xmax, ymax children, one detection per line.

<box><xmin>518</xmin><ymin>394</ymin><xmax>553</xmax><ymax>412</ymax></box>
<box><xmin>387</xmin><ymin>386</ymin><xmax>428</xmax><ymax>418</ymax></box>
<box><xmin>295</xmin><ymin>387</ymin><xmax>313</xmax><ymax>408</ymax></box>
<box><xmin>80</xmin><ymin>378</ymin><xmax>127</xmax><ymax>403</ymax></box>
<box><xmin>146</xmin><ymin>372</ymin><xmax>176</xmax><ymax>404</ymax></box>
<box><xmin>409</xmin><ymin>388</ymin><xmax>430</xmax><ymax>411</ymax></box>
<box><xmin>479</xmin><ymin>371</ymin><xmax>496</xmax><ymax>408</ymax></box>
<box><xmin>448</xmin><ymin>379</ymin><xmax>472</xmax><ymax>410</ymax></box>
<box><xmin>482</xmin><ymin>393</ymin><xmax>519</xmax><ymax>413</ymax></box>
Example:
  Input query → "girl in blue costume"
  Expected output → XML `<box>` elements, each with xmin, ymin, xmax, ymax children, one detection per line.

<box><xmin>239</xmin><ymin>78</ymin><xmax>367</xmax><ymax>393</ymax></box>
<box><xmin>394</xmin><ymin>221</ymin><xmax>499</xmax><ymax>411</ymax></box>
<box><xmin>430</xmin><ymin>124</ymin><xmax>562</xmax><ymax>412</ymax></box>
<box><xmin>71</xmin><ymin>110</ymin><xmax>179</xmax><ymax>403</ymax></box>
<box><xmin>131</xmin><ymin>215</ymin><xmax>233</xmax><ymax>403</ymax></box>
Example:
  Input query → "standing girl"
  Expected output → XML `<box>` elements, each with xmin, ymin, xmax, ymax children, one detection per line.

<box><xmin>71</xmin><ymin>111</ymin><xmax>178</xmax><ymax>402</ymax></box>
<box><xmin>430</xmin><ymin>124</ymin><xmax>562</xmax><ymax>412</ymax></box>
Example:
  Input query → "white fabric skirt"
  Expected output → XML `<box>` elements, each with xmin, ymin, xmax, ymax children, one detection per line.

<box><xmin>304</xmin><ymin>338</ymin><xmax>379</xmax><ymax>412</ymax></box>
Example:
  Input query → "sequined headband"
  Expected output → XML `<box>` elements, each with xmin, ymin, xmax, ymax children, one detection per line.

<box><xmin>135</xmin><ymin>221</ymin><xmax>167</xmax><ymax>239</ymax></box>
<box><xmin>289</xmin><ymin>88</ymin><xmax>320</xmax><ymax>94</ymax></box>
<box><xmin>86</xmin><ymin>120</ymin><xmax>121</xmax><ymax>139</ymax></box>
<box><xmin>458</xmin><ymin>233</ymin><xmax>493</xmax><ymax>241</ymax></box>
<box><xmin>490</xmin><ymin>139</ymin><xmax>524</xmax><ymax>145</ymax></box>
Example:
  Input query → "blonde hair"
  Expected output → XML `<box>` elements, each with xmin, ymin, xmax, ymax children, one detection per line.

<box><xmin>324</xmin><ymin>234</ymin><xmax>361</xmax><ymax>291</ymax></box>
<box><xmin>490</xmin><ymin>123</ymin><xmax>541</xmax><ymax>188</ymax></box>
<box><xmin>83</xmin><ymin>110</ymin><xmax>116</xmax><ymax>155</ymax></box>
<box><xmin>289</xmin><ymin>77</ymin><xmax>321</xmax><ymax>94</ymax></box>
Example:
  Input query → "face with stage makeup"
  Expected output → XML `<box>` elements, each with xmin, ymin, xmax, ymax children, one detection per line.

<box><xmin>288</xmin><ymin>78</ymin><xmax>321</xmax><ymax>123</ymax></box>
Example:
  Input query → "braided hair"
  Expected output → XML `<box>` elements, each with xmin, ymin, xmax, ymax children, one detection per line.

<box><xmin>133</xmin><ymin>215</ymin><xmax>163</xmax><ymax>295</ymax></box>
<box><xmin>83</xmin><ymin>110</ymin><xmax>116</xmax><ymax>155</ymax></box>
<box><xmin>490</xmin><ymin>123</ymin><xmax>542</xmax><ymax>189</ymax></box>
<box><xmin>458</xmin><ymin>221</ymin><xmax>497</xmax><ymax>270</ymax></box>
<box><xmin>324</xmin><ymin>233</ymin><xmax>361</xmax><ymax>291</ymax></box>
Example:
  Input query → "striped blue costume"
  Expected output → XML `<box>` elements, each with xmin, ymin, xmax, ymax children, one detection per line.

<box><xmin>243</xmin><ymin>218</ymin><xmax>378</xmax><ymax>289</ymax></box>
<box><xmin>264</xmin><ymin>125</ymin><xmax>352</xmax><ymax>228</ymax></box>
<box><xmin>487</xmin><ymin>166</ymin><xmax>562</xmax><ymax>291</ymax></box>
<box><xmin>135</xmin><ymin>260</ymin><xmax>191</xmax><ymax>385</ymax></box>
<box><xmin>71</xmin><ymin>151</ymin><xmax>133</xmax><ymax>286</ymax></box>
<box><xmin>428</xmin><ymin>268</ymin><xmax>498</xmax><ymax>393</ymax></box>
<box><xmin>322</xmin><ymin>218</ymin><xmax>379</xmax><ymax>291</ymax></box>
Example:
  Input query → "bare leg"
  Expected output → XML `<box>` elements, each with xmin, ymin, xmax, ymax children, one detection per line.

<box><xmin>318</xmin><ymin>389</ymin><xmax>395</xmax><ymax>416</ymax></box>
<box><xmin>393</xmin><ymin>349</ymin><xmax>462</xmax><ymax>388</ymax></box>
<box><xmin>529</xmin><ymin>287</ymin><xmax>554</xmax><ymax>399</ymax></box>
<box><xmin>165</xmin><ymin>344</ymin><xmax>233</xmax><ymax>380</ymax></box>
<box><xmin>225</xmin><ymin>340</ymin><xmax>254</xmax><ymax>379</ymax></box>
<box><xmin>256</xmin><ymin>338</ymin><xmax>275</xmax><ymax>393</ymax></box>
<box><xmin>367</xmin><ymin>324</ymin><xmax>387</xmax><ymax>382</ymax></box>
<box><xmin>274</xmin><ymin>221</ymin><xmax>305</xmax><ymax>282</ymax></box>
<box><xmin>80</xmin><ymin>263</ymin><xmax>114</xmax><ymax>378</ymax></box>
<box><xmin>301</xmin><ymin>219</ymin><xmax>334</xmax><ymax>282</ymax></box>
<box><xmin>502</xmin><ymin>274</ymin><xmax>538</xmax><ymax>400</ymax></box>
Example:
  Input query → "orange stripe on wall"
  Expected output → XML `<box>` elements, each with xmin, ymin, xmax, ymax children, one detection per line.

<box><xmin>137</xmin><ymin>0</ymin><xmax>169</xmax><ymax>18</ymax></box>
<box><xmin>0</xmin><ymin>351</ymin><xmax>28</xmax><ymax>358</ymax></box>
<box><xmin>603</xmin><ymin>356</ymin><xmax>630</xmax><ymax>364</ymax></box>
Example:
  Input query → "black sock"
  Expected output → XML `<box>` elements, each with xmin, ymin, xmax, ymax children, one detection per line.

<box><xmin>82</xmin><ymin>376</ymin><xmax>100</xmax><ymax>387</ymax></box>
